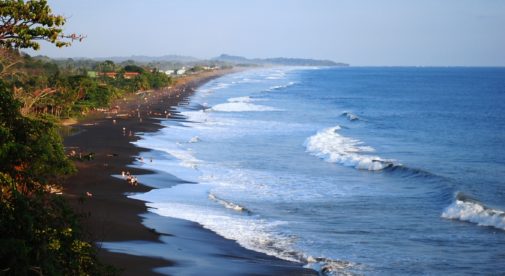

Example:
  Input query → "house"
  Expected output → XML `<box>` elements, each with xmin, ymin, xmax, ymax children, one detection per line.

<box><xmin>164</xmin><ymin>70</ymin><xmax>175</xmax><ymax>75</ymax></box>
<box><xmin>176</xmin><ymin>68</ymin><xmax>186</xmax><ymax>75</ymax></box>
<box><xmin>123</xmin><ymin>72</ymin><xmax>140</xmax><ymax>79</ymax></box>
<box><xmin>98</xmin><ymin>72</ymin><xmax>118</xmax><ymax>78</ymax></box>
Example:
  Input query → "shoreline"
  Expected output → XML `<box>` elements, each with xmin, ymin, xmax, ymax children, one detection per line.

<box><xmin>62</xmin><ymin>69</ymin><xmax>315</xmax><ymax>275</ymax></box>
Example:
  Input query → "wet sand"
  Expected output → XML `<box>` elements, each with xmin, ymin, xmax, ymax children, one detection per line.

<box><xmin>62</xmin><ymin>70</ymin><xmax>316</xmax><ymax>275</ymax></box>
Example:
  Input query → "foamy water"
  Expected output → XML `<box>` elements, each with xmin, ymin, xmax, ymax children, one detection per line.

<box><xmin>304</xmin><ymin>125</ymin><xmax>394</xmax><ymax>171</ymax></box>
<box><xmin>442</xmin><ymin>196</ymin><xmax>505</xmax><ymax>230</ymax></box>
<box><xmin>118</xmin><ymin>67</ymin><xmax>505</xmax><ymax>275</ymax></box>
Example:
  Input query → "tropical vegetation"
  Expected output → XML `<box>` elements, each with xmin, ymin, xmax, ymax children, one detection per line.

<box><xmin>0</xmin><ymin>0</ymin><xmax>172</xmax><ymax>274</ymax></box>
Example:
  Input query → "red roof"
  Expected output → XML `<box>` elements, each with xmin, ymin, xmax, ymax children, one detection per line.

<box><xmin>124</xmin><ymin>72</ymin><xmax>140</xmax><ymax>76</ymax></box>
<box><xmin>98</xmin><ymin>72</ymin><xmax>117</xmax><ymax>77</ymax></box>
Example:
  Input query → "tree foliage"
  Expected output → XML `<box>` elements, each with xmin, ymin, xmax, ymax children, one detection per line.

<box><xmin>0</xmin><ymin>81</ymin><xmax>74</xmax><ymax>189</ymax></box>
<box><xmin>0</xmin><ymin>0</ymin><xmax>84</xmax><ymax>50</ymax></box>
<box><xmin>0</xmin><ymin>81</ymin><xmax>116</xmax><ymax>274</ymax></box>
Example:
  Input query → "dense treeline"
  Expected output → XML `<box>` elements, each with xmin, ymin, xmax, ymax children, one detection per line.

<box><xmin>0</xmin><ymin>48</ymin><xmax>173</xmax><ymax>274</ymax></box>
<box><xmin>0</xmin><ymin>1</ymin><xmax>173</xmax><ymax>273</ymax></box>
<box><xmin>2</xmin><ymin>50</ymin><xmax>172</xmax><ymax>118</ymax></box>
<box><xmin>0</xmin><ymin>81</ymin><xmax>114</xmax><ymax>274</ymax></box>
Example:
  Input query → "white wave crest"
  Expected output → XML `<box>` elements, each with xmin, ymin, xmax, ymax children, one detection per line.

<box><xmin>442</xmin><ymin>199</ymin><xmax>505</xmax><ymax>230</ymax></box>
<box><xmin>266</xmin><ymin>72</ymin><xmax>286</xmax><ymax>80</ymax></box>
<box><xmin>264</xmin><ymin>81</ymin><xmax>296</xmax><ymax>92</ymax></box>
<box><xmin>304</xmin><ymin>126</ymin><xmax>393</xmax><ymax>171</ymax></box>
<box><xmin>188</xmin><ymin>136</ymin><xmax>200</xmax><ymax>143</ymax></box>
<box><xmin>342</xmin><ymin>112</ymin><xmax>359</xmax><ymax>121</ymax></box>
<box><xmin>227</xmin><ymin>96</ymin><xmax>253</xmax><ymax>103</ymax></box>
<box><xmin>130</xmin><ymin>184</ymin><xmax>300</xmax><ymax>263</ymax></box>
<box><xmin>211</xmin><ymin>96</ymin><xmax>278</xmax><ymax>112</ymax></box>
<box><xmin>208</xmin><ymin>193</ymin><xmax>250</xmax><ymax>213</ymax></box>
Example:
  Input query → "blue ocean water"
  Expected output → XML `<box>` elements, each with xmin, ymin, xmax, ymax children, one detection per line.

<box><xmin>131</xmin><ymin>67</ymin><xmax>505</xmax><ymax>275</ymax></box>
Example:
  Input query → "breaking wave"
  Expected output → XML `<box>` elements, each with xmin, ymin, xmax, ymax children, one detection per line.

<box><xmin>442</xmin><ymin>193</ymin><xmax>505</xmax><ymax>231</ymax></box>
<box><xmin>264</xmin><ymin>81</ymin><xmax>297</xmax><ymax>92</ymax></box>
<box><xmin>304</xmin><ymin>125</ymin><xmax>395</xmax><ymax>171</ymax></box>
<box><xmin>188</xmin><ymin>136</ymin><xmax>200</xmax><ymax>143</ymax></box>
<box><xmin>211</xmin><ymin>96</ymin><xmax>279</xmax><ymax>112</ymax></box>
<box><xmin>342</xmin><ymin>111</ymin><xmax>360</xmax><ymax>122</ymax></box>
<box><xmin>208</xmin><ymin>193</ymin><xmax>251</xmax><ymax>214</ymax></box>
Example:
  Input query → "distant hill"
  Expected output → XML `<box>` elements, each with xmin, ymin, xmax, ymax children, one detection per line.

<box><xmin>95</xmin><ymin>55</ymin><xmax>201</xmax><ymax>63</ymax></box>
<box><xmin>212</xmin><ymin>54</ymin><xmax>348</xmax><ymax>66</ymax></box>
<box><xmin>34</xmin><ymin>54</ymin><xmax>349</xmax><ymax>68</ymax></box>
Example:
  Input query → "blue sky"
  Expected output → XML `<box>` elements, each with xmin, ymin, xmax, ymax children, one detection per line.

<box><xmin>30</xmin><ymin>0</ymin><xmax>505</xmax><ymax>66</ymax></box>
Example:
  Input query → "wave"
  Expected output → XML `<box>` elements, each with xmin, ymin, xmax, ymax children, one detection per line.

<box><xmin>188</xmin><ymin>136</ymin><xmax>200</xmax><ymax>143</ymax></box>
<box><xmin>210</xmin><ymin>96</ymin><xmax>279</xmax><ymax>112</ymax></box>
<box><xmin>134</xmin><ymin>186</ymin><xmax>358</xmax><ymax>275</ymax></box>
<box><xmin>265</xmin><ymin>72</ymin><xmax>286</xmax><ymax>80</ymax></box>
<box><xmin>208</xmin><ymin>193</ymin><xmax>251</xmax><ymax>214</ymax></box>
<box><xmin>304</xmin><ymin>125</ymin><xmax>395</xmax><ymax>171</ymax></box>
<box><xmin>383</xmin><ymin>164</ymin><xmax>444</xmax><ymax>180</ymax></box>
<box><xmin>227</xmin><ymin>96</ymin><xmax>254</xmax><ymax>103</ymax></box>
<box><xmin>341</xmin><ymin>111</ymin><xmax>360</xmax><ymax>122</ymax></box>
<box><xmin>305</xmin><ymin>257</ymin><xmax>357</xmax><ymax>276</ymax></box>
<box><xmin>264</xmin><ymin>81</ymin><xmax>296</xmax><ymax>92</ymax></box>
<box><xmin>140</xmin><ymin>145</ymin><xmax>200</xmax><ymax>170</ymax></box>
<box><xmin>442</xmin><ymin>193</ymin><xmax>505</xmax><ymax>231</ymax></box>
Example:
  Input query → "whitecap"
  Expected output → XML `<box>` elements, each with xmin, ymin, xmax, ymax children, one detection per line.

<box><xmin>211</xmin><ymin>102</ymin><xmax>278</xmax><ymax>112</ymax></box>
<box><xmin>442</xmin><ymin>196</ymin><xmax>505</xmax><ymax>231</ymax></box>
<box><xmin>264</xmin><ymin>81</ymin><xmax>296</xmax><ymax>92</ymax></box>
<box><xmin>189</xmin><ymin>136</ymin><xmax>200</xmax><ymax>143</ymax></box>
<box><xmin>130</xmin><ymin>184</ymin><xmax>300</xmax><ymax>263</ymax></box>
<box><xmin>342</xmin><ymin>111</ymin><xmax>360</xmax><ymax>121</ymax></box>
<box><xmin>304</xmin><ymin>126</ymin><xmax>394</xmax><ymax>171</ymax></box>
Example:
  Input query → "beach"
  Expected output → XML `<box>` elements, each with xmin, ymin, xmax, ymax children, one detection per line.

<box><xmin>62</xmin><ymin>69</ymin><xmax>315</xmax><ymax>275</ymax></box>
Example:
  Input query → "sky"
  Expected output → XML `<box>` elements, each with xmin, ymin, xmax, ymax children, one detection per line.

<box><xmin>28</xmin><ymin>0</ymin><xmax>505</xmax><ymax>66</ymax></box>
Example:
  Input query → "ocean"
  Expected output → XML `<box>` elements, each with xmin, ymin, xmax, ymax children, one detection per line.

<box><xmin>129</xmin><ymin>67</ymin><xmax>505</xmax><ymax>275</ymax></box>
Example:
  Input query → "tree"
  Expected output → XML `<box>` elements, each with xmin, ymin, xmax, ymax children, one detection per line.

<box><xmin>123</xmin><ymin>64</ymin><xmax>144</xmax><ymax>73</ymax></box>
<box><xmin>96</xmin><ymin>60</ymin><xmax>116</xmax><ymax>73</ymax></box>
<box><xmin>0</xmin><ymin>81</ymin><xmax>75</xmax><ymax>189</ymax></box>
<box><xmin>0</xmin><ymin>0</ymin><xmax>84</xmax><ymax>50</ymax></box>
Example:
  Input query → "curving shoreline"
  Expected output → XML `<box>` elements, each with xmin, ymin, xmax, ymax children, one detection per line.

<box><xmin>62</xmin><ymin>69</ymin><xmax>315</xmax><ymax>275</ymax></box>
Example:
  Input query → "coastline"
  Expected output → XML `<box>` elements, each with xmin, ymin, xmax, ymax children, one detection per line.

<box><xmin>62</xmin><ymin>69</ymin><xmax>316</xmax><ymax>275</ymax></box>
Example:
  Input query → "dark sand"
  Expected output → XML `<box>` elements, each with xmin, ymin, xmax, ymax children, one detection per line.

<box><xmin>63</xmin><ymin>70</ymin><xmax>316</xmax><ymax>275</ymax></box>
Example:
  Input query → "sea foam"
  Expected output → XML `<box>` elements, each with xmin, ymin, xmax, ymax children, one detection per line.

<box><xmin>264</xmin><ymin>81</ymin><xmax>296</xmax><ymax>92</ymax></box>
<box><xmin>304</xmin><ymin>126</ymin><xmax>394</xmax><ymax>171</ymax></box>
<box><xmin>342</xmin><ymin>111</ymin><xmax>360</xmax><ymax>122</ymax></box>
<box><xmin>211</xmin><ymin>96</ymin><xmax>279</xmax><ymax>112</ymax></box>
<box><xmin>130</xmin><ymin>184</ymin><xmax>301</xmax><ymax>263</ymax></box>
<box><xmin>442</xmin><ymin>195</ymin><xmax>505</xmax><ymax>231</ymax></box>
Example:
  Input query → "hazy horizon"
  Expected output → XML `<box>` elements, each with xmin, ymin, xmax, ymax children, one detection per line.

<box><xmin>27</xmin><ymin>0</ymin><xmax>505</xmax><ymax>66</ymax></box>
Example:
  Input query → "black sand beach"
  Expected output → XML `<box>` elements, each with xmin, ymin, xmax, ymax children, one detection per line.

<box><xmin>62</xmin><ymin>70</ymin><xmax>316</xmax><ymax>275</ymax></box>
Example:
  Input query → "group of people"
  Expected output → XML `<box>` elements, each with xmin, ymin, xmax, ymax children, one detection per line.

<box><xmin>121</xmin><ymin>171</ymin><xmax>138</xmax><ymax>186</ymax></box>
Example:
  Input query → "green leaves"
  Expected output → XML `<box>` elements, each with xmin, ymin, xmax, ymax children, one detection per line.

<box><xmin>0</xmin><ymin>0</ymin><xmax>78</xmax><ymax>50</ymax></box>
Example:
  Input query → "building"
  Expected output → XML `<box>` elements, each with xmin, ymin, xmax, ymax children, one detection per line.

<box><xmin>123</xmin><ymin>72</ymin><xmax>140</xmax><ymax>79</ymax></box>
<box><xmin>98</xmin><ymin>72</ymin><xmax>118</xmax><ymax>78</ymax></box>
<box><xmin>87</xmin><ymin>71</ymin><xmax>140</xmax><ymax>79</ymax></box>
<box><xmin>176</xmin><ymin>68</ymin><xmax>186</xmax><ymax>75</ymax></box>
